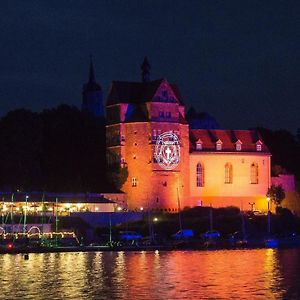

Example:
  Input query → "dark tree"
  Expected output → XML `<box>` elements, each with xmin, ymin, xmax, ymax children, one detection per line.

<box><xmin>40</xmin><ymin>104</ymin><xmax>107</xmax><ymax>192</ymax></box>
<box><xmin>106</xmin><ymin>150</ymin><xmax>128</xmax><ymax>191</ymax></box>
<box><xmin>0</xmin><ymin>105</ymin><xmax>108</xmax><ymax>192</ymax></box>
<box><xmin>0</xmin><ymin>109</ymin><xmax>42</xmax><ymax>190</ymax></box>
<box><xmin>267</xmin><ymin>184</ymin><xmax>286</xmax><ymax>208</ymax></box>
<box><xmin>257</xmin><ymin>127</ymin><xmax>300</xmax><ymax>180</ymax></box>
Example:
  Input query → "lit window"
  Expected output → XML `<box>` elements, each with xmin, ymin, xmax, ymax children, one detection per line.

<box><xmin>225</xmin><ymin>163</ymin><xmax>233</xmax><ymax>184</ymax></box>
<box><xmin>196</xmin><ymin>163</ymin><xmax>204</xmax><ymax>187</ymax></box>
<box><xmin>250</xmin><ymin>163</ymin><xmax>259</xmax><ymax>184</ymax></box>
<box><xmin>256</xmin><ymin>144</ymin><xmax>262</xmax><ymax>151</ymax></box>
<box><xmin>132</xmin><ymin>177</ymin><xmax>137</xmax><ymax>187</ymax></box>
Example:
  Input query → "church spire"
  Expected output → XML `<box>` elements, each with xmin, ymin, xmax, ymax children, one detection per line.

<box><xmin>82</xmin><ymin>56</ymin><xmax>104</xmax><ymax>117</ymax></box>
<box><xmin>89</xmin><ymin>55</ymin><xmax>96</xmax><ymax>83</ymax></box>
<box><xmin>141</xmin><ymin>56</ymin><xmax>151</xmax><ymax>82</ymax></box>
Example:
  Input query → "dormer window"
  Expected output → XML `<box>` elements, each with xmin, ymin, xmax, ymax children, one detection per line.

<box><xmin>216</xmin><ymin>139</ymin><xmax>223</xmax><ymax>151</ymax></box>
<box><xmin>256</xmin><ymin>140</ymin><xmax>263</xmax><ymax>151</ymax></box>
<box><xmin>235</xmin><ymin>140</ymin><xmax>242</xmax><ymax>151</ymax></box>
<box><xmin>196</xmin><ymin>139</ymin><xmax>203</xmax><ymax>151</ymax></box>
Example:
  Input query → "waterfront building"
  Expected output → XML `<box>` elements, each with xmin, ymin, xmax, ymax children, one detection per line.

<box><xmin>0</xmin><ymin>192</ymin><xmax>125</xmax><ymax>215</ymax></box>
<box><xmin>106</xmin><ymin>58</ymin><xmax>271</xmax><ymax>212</ymax></box>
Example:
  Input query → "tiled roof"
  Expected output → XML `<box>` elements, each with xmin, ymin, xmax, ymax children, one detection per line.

<box><xmin>190</xmin><ymin>129</ymin><xmax>270</xmax><ymax>153</ymax></box>
<box><xmin>124</xmin><ymin>104</ymin><xmax>149</xmax><ymax>122</ymax></box>
<box><xmin>106</xmin><ymin>79</ymin><xmax>183</xmax><ymax>105</ymax></box>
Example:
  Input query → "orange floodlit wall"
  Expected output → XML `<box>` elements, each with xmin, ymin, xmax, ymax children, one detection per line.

<box><xmin>189</xmin><ymin>152</ymin><xmax>271</xmax><ymax>211</ymax></box>
<box><xmin>121</xmin><ymin>122</ymin><xmax>190</xmax><ymax>211</ymax></box>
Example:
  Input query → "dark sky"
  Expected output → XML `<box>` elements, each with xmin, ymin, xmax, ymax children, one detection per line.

<box><xmin>0</xmin><ymin>0</ymin><xmax>299</xmax><ymax>132</ymax></box>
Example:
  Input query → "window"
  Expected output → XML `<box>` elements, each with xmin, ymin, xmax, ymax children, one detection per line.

<box><xmin>250</xmin><ymin>163</ymin><xmax>258</xmax><ymax>184</ymax></box>
<box><xmin>236</xmin><ymin>143</ymin><xmax>242</xmax><ymax>151</ymax></box>
<box><xmin>196</xmin><ymin>139</ymin><xmax>203</xmax><ymax>150</ymax></box>
<box><xmin>166</xmin><ymin>112</ymin><xmax>171</xmax><ymax>118</ymax></box>
<box><xmin>196</xmin><ymin>143</ymin><xmax>202</xmax><ymax>150</ymax></box>
<box><xmin>225</xmin><ymin>163</ymin><xmax>233</xmax><ymax>184</ymax></box>
<box><xmin>159</xmin><ymin>111</ymin><xmax>164</xmax><ymax>118</ymax></box>
<box><xmin>152</xmin><ymin>129</ymin><xmax>157</xmax><ymax>141</ymax></box>
<box><xmin>121</xmin><ymin>135</ymin><xmax>125</xmax><ymax>145</ymax></box>
<box><xmin>216</xmin><ymin>141</ymin><xmax>222</xmax><ymax>151</ymax></box>
<box><xmin>162</xmin><ymin>90</ymin><xmax>168</xmax><ymax>98</ymax></box>
<box><xmin>196</xmin><ymin>163</ymin><xmax>204</xmax><ymax>187</ymax></box>
<box><xmin>256</xmin><ymin>144</ymin><xmax>262</xmax><ymax>151</ymax></box>
<box><xmin>132</xmin><ymin>177</ymin><xmax>137</xmax><ymax>187</ymax></box>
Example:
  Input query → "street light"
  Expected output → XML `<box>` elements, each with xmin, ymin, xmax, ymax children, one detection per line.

<box><xmin>267</xmin><ymin>197</ymin><xmax>271</xmax><ymax>235</ymax></box>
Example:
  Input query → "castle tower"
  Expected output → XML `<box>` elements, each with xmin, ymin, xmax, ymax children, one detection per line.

<box><xmin>82</xmin><ymin>57</ymin><xmax>104</xmax><ymax>117</ymax></box>
<box><xmin>106</xmin><ymin>58</ymin><xmax>190</xmax><ymax>210</ymax></box>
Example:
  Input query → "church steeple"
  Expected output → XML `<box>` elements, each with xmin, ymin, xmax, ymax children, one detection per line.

<box><xmin>141</xmin><ymin>56</ymin><xmax>151</xmax><ymax>82</ymax></box>
<box><xmin>82</xmin><ymin>56</ymin><xmax>104</xmax><ymax>117</ymax></box>
<box><xmin>89</xmin><ymin>56</ymin><xmax>96</xmax><ymax>83</ymax></box>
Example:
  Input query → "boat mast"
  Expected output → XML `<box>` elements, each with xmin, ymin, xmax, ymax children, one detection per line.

<box><xmin>10</xmin><ymin>193</ymin><xmax>14</xmax><ymax>227</ymax></box>
<box><xmin>177</xmin><ymin>187</ymin><xmax>182</xmax><ymax>232</ymax></box>
<box><xmin>41</xmin><ymin>192</ymin><xmax>45</xmax><ymax>235</ymax></box>
<box><xmin>55</xmin><ymin>197</ymin><xmax>59</xmax><ymax>246</ymax></box>
<box><xmin>23</xmin><ymin>195</ymin><xmax>28</xmax><ymax>234</ymax></box>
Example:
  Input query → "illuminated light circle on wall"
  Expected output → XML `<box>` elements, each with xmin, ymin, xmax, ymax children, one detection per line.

<box><xmin>154</xmin><ymin>131</ymin><xmax>180</xmax><ymax>170</ymax></box>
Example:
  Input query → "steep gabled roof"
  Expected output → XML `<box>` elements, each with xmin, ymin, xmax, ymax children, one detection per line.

<box><xmin>190</xmin><ymin>129</ymin><xmax>270</xmax><ymax>153</ymax></box>
<box><xmin>106</xmin><ymin>79</ymin><xmax>183</xmax><ymax>106</ymax></box>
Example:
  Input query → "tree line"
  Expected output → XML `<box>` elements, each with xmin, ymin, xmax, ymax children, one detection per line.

<box><xmin>0</xmin><ymin>104</ymin><xmax>299</xmax><ymax>193</ymax></box>
<box><xmin>0</xmin><ymin>105</ymin><xmax>108</xmax><ymax>192</ymax></box>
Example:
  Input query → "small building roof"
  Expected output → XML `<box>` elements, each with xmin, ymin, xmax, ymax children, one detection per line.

<box><xmin>190</xmin><ymin>129</ymin><xmax>270</xmax><ymax>153</ymax></box>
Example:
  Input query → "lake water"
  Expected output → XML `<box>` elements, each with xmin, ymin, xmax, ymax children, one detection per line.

<box><xmin>1</xmin><ymin>249</ymin><xmax>300</xmax><ymax>299</ymax></box>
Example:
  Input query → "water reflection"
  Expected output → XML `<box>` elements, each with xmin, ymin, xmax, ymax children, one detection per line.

<box><xmin>0</xmin><ymin>249</ymin><xmax>300</xmax><ymax>299</ymax></box>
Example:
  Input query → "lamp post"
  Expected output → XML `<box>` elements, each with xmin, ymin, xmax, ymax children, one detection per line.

<box><xmin>152</xmin><ymin>217</ymin><xmax>158</xmax><ymax>243</ymax></box>
<box><xmin>267</xmin><ymin>197</ymin><xmax>271</xmax><ymax>235</ymax></box>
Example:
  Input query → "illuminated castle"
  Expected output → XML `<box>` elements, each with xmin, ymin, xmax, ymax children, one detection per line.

<box><xmin>106</xmin><ymin>58</ymin><xmax>271</xmax><ymax>212</ymax></box>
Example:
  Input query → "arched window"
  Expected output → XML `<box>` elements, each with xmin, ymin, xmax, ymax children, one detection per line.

<box><xmin>196</xmin><ymin>163</ymin><xmax>204</xmax><ymax>187</ymax></box>
<box><xmin>225</xmin><ymin>163</ymin><xmax>233</xmax><ymax>184</ymax></box>
<box><xmin>250</xmin><ymin>163</ymin><xmax>259</xmax><ymax>184</ymax></box>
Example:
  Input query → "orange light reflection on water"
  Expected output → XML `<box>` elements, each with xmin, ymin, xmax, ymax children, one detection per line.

<box><xmin>0</xmin><ymin>249</ymin><xmax>299</xmax><ymax>299</ymax></box>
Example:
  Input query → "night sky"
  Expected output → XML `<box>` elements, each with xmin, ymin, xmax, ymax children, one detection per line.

<box><xmin>0</xmin><ymin>1</ymin><xmax>299</xmax><ymax>132</ymax></box>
